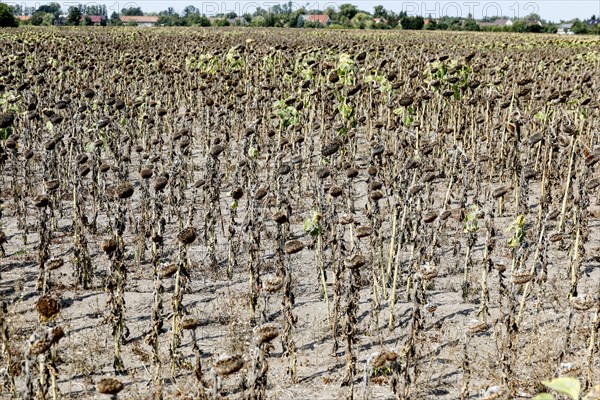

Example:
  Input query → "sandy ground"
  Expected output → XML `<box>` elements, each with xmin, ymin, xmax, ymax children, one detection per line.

<box><xmin>1</xmin><ymin>164</ymin><xmax>598</xmax><ymax>400</ymax></box>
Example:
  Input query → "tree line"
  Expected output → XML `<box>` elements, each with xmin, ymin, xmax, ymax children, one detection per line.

<box><xmin>1</xmin><ymin>1</ymin><xmax>599</xmax><ymax>34</ymax></box>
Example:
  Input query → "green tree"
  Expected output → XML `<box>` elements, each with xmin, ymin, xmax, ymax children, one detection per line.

<box><xmin>86</xmin><ymin>5</ymin><xmax>107</xmax><ymax>18</ymax></box>
<box><xmin>82</xmin><ymin>15</ymin><xmax>93</xmax><ymax>25</ymax></box>
<box><xmin>572</xmin><ymin>20</ymin><xmax>589</xmax><ymax>34</ymax></box>
<box><xmin>66</xmin><ymin>6</ymin><xmax>81</xmax><ymax>25</ymax></box>
<box><xmin>400</xmin><ymin>16</ymin><xmax>424</xmax><ymax>30</ymax></box>
<box><xmin>212</xmin><ymin>18</ymin><xmax>230</xmax><ymax>26</ymax></box>
<box><xmin>463</xmin><ymin>18</ymin><xmax>480</xmax><ymax>31</ymax></box>
<box><xmin>338</xmin><ymin>3</ymin><xmax>358</xmax><ymax>20</ymax></box>
<box><xmin>250</xmin><ymin>16</ymin><xmax>265</xmax><ymax>27</ymax></box>
<box><xmin>351</xmin><ymin>12</ymin><xmax>371</xmax><ymax>29</ymax></box>
<box><xmin>36</xmin><ymin>2</ymin><xmax>61</xmax><ymax>16</ymax></box>
<box><xmin>0</xmin><ymin>3</ymin><xmax>18</xmax><ymax>27</ymax></box>
<box><xmin>9</xmin><ymin>4</ymin><xmax>23</xmax><ymax>16</ymax></box>
<box><xmin>385</xmin><ymin>11</ymin><xmax>403</xmax><ymax>28</ymax></box>
<box><xmin>158</xmin><ymin>13</ymin><xmax>185</xmax><ymax>26</ymax></box>
<box><xmin>373</xmin><ymin>5</ymin><xmax>388</xmax><ymax>19</ymax></box>
<box><xmin>30</xmin><ymin>12</ymin><xmax>44</xmax><ymax>25</ymax></box>
<box><xmin>242</xmin><ymin>13</ymin><xmax>253</xmax><ymax>23</ymax></box>
<box><xmin>30</xmin><ymin>12</ymin><xmax>56</xmax><ymax>25</ymax></box>
<box><xmin>121</xmin><ymin>6</ymin><xmax>143</xmax><ymax>16</ymax></box>
<box><xmin>183</xmin><ymin>5</ymin><xmax>199</xmax><ymax>17</ymax></box>
<box><xmin>526</xmin><ymin>23</ymin><xmax>543</xmax><ymax>32</ymax></box>
<box><xmin>160</xmin><ymin>7</ymin><xmax>176</xmax><ymax>16</ymax></box>
<box><xmin>196</xmin><ymin>15</ymin><xmax>211</xmax><ymax>26</ymax></box>
<box><xmin>109</xmin><ymin>11</ymin><xmax>122</xmax><ymax>25</ymax></box>
<box><xmin>425</xmin><ymin>19</ymin><xmax>438</xmax><ymax>30</ymax></box>
<box><xmin>510</xmin><ymin>19</ymin><xmax>527</xmax><ymax>32</ymax></box>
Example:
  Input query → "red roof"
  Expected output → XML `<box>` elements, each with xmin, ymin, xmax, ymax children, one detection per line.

<box><xmin>304</xmin><ymin>15</ymin><xmax>329</xmax><ymax>25</ymax></box>
<box><xmin>81</xmin><ymin>15</ymin><xmax>103</xmax><ymax>23</ymax></box>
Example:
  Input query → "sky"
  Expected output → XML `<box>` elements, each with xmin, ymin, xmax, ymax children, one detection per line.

<box><xmin>5</xmin><ymin>0</ymin><xmax>600</xmax><ymax>22</ymax></box>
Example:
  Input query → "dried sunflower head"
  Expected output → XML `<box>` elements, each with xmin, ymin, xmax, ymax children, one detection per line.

<box><xmin>96</xmin><ymin>378</ymin><xmax>124</xmax><ymax>395</ymax></box>
<box><xmin>214</xmin><ymin>354</ymin><xmax>244</xmax><ymax>377</ymax></box>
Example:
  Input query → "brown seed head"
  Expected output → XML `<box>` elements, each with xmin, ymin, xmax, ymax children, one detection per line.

<box><xmin>96</xmin><ymin>378</ymin><xmax>124</xmax><ymax>395</ymax></box>
<box><xmin>355</xmin><ymin>226</ymin><xmax>373</xmax><ymax>238</ymax></box>
<box><xmin>344</xmin><ymin>253</ymin><xmax>366</xmax><ymax>270</ymax></box>
<box><xmin>47</xmin><ymin>258</ymin><xmax>64</xmax><ymax>271</ymax></box>
<box><xmin>210</xmin><ymin>144</ymin><xmax>225</xmax><ymax>158</ymax></box>
<box><xmin>512</xmin><ymin>271</ymin><xmax>532</xmax><ymax>284</ymax></box>
<box><xmin>231</xmin><ymin>187</ymin><xmax>244</xmax><ymax>200</ymax></box>
<box><xmin>180</xmin><ymin>317</ymin><xmax>200</xmax><ymax>330</ymax></box>
<box><xmin>465</xmin><ymin>320</ymin><xmax>488</xmax><ymax>335</ymax></box>
<box><xmin>116</xmin><ymin>183</ymin><xmax>134</xmax><ymax>200</ymax></box>
<box><xmin>153</xmin><ymin>176</ymin><xmax>168</xmax><ymax>192</ymax></box>
<box><xmin>49</xmin><ymin>326</ymin><xmax>65</xmax><ymax>345</ymax></box>
<box><xmin>29</xmin><ymin>339</ymin><xmax>51</xmax><ymax>356</ymax></box>
<box><xmin>102</xmin><ymin>238</ymin><xmax>118</xmax><ymax>254</ymax></box>
<box><xmin>262</xmin><ymin>274</ymin><xmax>283</xmax><ymax>293</ymax></box>
<box><xmin>178</xmin><ymin>227</ymin><xmax>197</xmax><ymax>245</ymax></box>
<box><xmin>254</xmin><ymin>323</ymin><xmax>279</xmax><ymax>344</ymax></box>
<box><xmin>284</xmin><ymin>240</ymin><xmax>304</xmax><ymax>255</ymax></box>
<box><xmin>36</xmin><ymin>294</ymin><xmax>61</xmax><ymax>321</ymax></box>
<box><xmin>254</xmin><ymin>187</ymin><xmax>268</xmax><ymax>200</ymax></box>
<box><xmin>329</xmin><ymin>186</ymin><xmax>343</xmax><ymax>198</ymax></box>
<box><xmin>0</xmin><ymin>112</ymin><xmax>15</xmax><ymax>129</ymax></box>
<box><xmin>159</xmin><ymin>263</ymin><xmax>178</xmax><ymax>279</ymax></box>
<box><xmin>570</xmin><ymin>294</ymin><xmax>594</xmax><ymax>311</ymax></box>
<box><xmin>33</xmin><ymin>194</ymin><xmax>49</xmax><ymax>208</ymax></box>
<box><xmin>272</xmin><ymin>211</ymin><xmax>288</xmax><ymax>224</ymax></box>
<box><xmin>371</xmin><ymin>351</ymin><xmax>398</xmax><ymax>368</ymax></box>
<box><xmin>214</xmin><ymin>354</ymin><xmax>244</xmax><ymax>377</ymax></box>
<box><xmin>321</xmin><ymin>142</ymin><xmax>339</xmax><ymax>157</ymax></box>
<box><xmin>492</xmin><ymin>186</ymin><xmax>510</xmax><ymax>199</ymax></box>
<box><xmin>140</xmin><ymin>167</ymin><xmax>153</xmax><ymax>179</ymax></box>
<box><xmin>423</xmin><ymin>211</ymin><xmax>438</xmax><ymax>224</ymax></box>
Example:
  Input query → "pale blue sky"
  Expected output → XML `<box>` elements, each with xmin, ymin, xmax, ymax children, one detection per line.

<box><xmin>6</xmin><ymin>0</ymin><xmax>600</xmax><ymax>22</ymax></box>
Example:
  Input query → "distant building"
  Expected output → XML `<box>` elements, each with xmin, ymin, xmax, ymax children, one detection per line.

<box><xmin>81</xmin><ymin>15</ymin><xmax>104</xmax><ymax>25</ymax></box>
<box><xmin>119</xmin><ymin>15</ymin><xmax>159</xmax><ymax>27</ymax></box>
<box><xmin>302</xmin><ymin>14</ymin><xmax>330</xmax><ymax>26</ymax></box>
<box><xmin>586</xmin><ymin>16</ymin><xmax>599</xmax><ymax>26</ymax></box>
<box><xmin>557</xmin><ymin>23</ymin><xmax>574</xmax><ymax>34</ymax></box>
<box><xmin>526</xmin><ymin>18</ymin><xmax>542</xmax><ymax>26</ymax></box>
<box><xmin>16</xmin><ymin>15</ymin><xmax>30</xmax><ymax>22</ymax></box>
<box><xmin>478</xmin><ymin>18</ymin><xmax>513</xmax><ymax>28</ymax></box>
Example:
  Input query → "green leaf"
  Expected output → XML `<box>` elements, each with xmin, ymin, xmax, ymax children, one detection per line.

<box><xmin>542</xmin><ymin>377</ymin><xmax>581</xmax><ymax>400</ymax></box>
<box><xmin>534</xmin><ymin>111</ymin><xmax>546</xmax><ymax>121</ymax></box>
<box><xmin>532</xmin><ymin>394</ymin><xmax>555</xmax><ymax>400</ymax></box>
<box><xmin>247</xmin><ymin>147</ymin><xmax>258</xmax><ymax>159</ymax></box>
<box><xmin>303</xmin><ymin>211</ymin><xmax>322</xmax><ymax>238</ymax></box>
<box><xmin>0</xmin><ymin>127</ymin><xmax>12</xmax><ymax>140</ymax></box>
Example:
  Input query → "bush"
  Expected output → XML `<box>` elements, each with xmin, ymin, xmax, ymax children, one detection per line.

<box><xmin>0</xmin><ymin>3</ymin><xmax>18</xmax><ymax>27</ymax></box>
<box><xmin>212</xmin><ymin>18</ymin><xmax>229</xmax><ymax>27</ymax></box>
<box><xmin>400</xmin><ymin>16</ymin><xmax>424</xmax><ymax>30</ymax></box>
